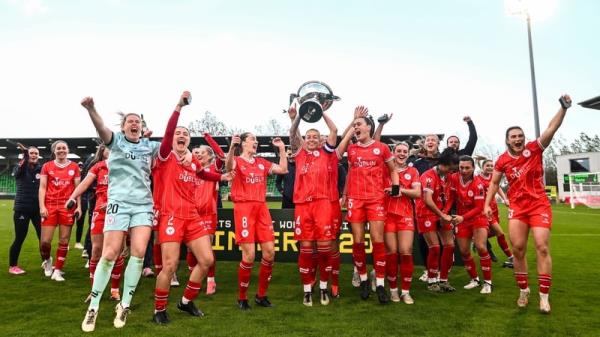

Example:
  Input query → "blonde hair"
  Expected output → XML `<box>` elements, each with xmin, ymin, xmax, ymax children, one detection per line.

<box><xmin>117</xmin><ymin>112</ymin><xmax>141</xmax><ymax>129</ymax></box>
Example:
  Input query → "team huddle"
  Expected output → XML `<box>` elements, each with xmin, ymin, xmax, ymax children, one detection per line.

<box><xmin>14</xmin><ymin>91</ymin><xmax>572</xmax><ymax>332</ymax></box>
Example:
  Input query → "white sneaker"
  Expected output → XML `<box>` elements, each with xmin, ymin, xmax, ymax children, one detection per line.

<box><xmin>74</xmin><ymin>242</ymin><xmax>84</xmax><ymax>250</ymax></box>
<box><xmin>51</xmin><ymin>269</ymin><xmax>65</xmax><ymax>282</ymax></box>
<box><xmin>351</xmin><ymin>270</ymin><xmax>360</xmax><ymax>288</ymax></box>
<box><xmin>480</xmin><ymin>282</ymin><xmax>492</xmax><ymax>294</ymax></box>
<box><xmin>539</xmin><ymin>296</ymin><xmax>551</xmax><ymax>314</ymax></box>
<box><xmin>400</xmin><ymin>292</ymin><xmax>414</xmax><ymax>305</ymax></box>
<box><xmin>170</xmin><ymin>274</ymin><xmax>180</xmax><ymax>287</ymax></box>
<box><xmin>418</xmin><ymin>270</ymin><xmax>428</xmax><ymax>283</ymax></box>
<box><xmin>82</xmin><ymin>308</ymin><xmax>98</xmax><ymax>332</ymax></box>
<box><xmin>113</xmin><ymin>303</ymin><xmax>130</xmax><ymax>328</ymax></box>
<box><xmin>390</xmin><ymin>289</ymin><xmax>400</xmax><ymax>302</ymax></box>
<box><xmin>370</xmin><ymin>270</ymin><xmax>376</xmax><ymax>292</ymax></box>
<box><xmin>464</xmin><ymin>278</ymin><xmax>480</xmax><ymax>290</ymax></box>
<box><xmin>82</xmin><ymin>250</ymin><xmax>89</xmax><ymax>259</ymax></box>
<box><xmin>41</xmin><ymin>258</ymin><xmax>53</xmax><ymax>277</ymax></box>
<box><xmin>517</xmin><ymin>288</ymin><xmax>530</xmax><ymax>308</ymax></box>
<box><xmin>84</xmin><ymin>260</ymin><xmax>89</xmax><ymax>269</ymax></box>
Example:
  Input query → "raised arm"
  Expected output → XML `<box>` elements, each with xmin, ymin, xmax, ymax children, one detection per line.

<box><xmin>270</xmin><ymin>137</ymin><xmax>288</xmax><ymax>175</ymax></box>
<box><xmin>159</xmin><ymin>91</ymin><xmax>190</xmax><ymax>159</ymax></box>
<box><xmin>322</xmin><ymin>111</ymin><xmax>338</xmax><ymax>147</ymax></box>
<box><xmin>374</xmin><ymin>113</ymin><xmax>393</xmax><ymax>142</ymax></box>
<box><xmin>461</xmin><ymin>116</ymin><xmax>477</xmax><ymax>156</ymax></box>
<box><xmin>539</xmin><ymin>94</ymin><xmax>571</xmax><ymax>149</ymax></box>
<box><xmin>81</xmin><ymin>97</ymin><xmax>113</xmax><ymax>144</ymax></box>
<box><xmin>484</xmin><ymin>170</ymin><xmax>503</xmax><ymax>217</ymax></box>
<box><xmin>337</xmin><ymin>106</ymin><xmax>368</xmax><ymax>157</ymax></box>
<box><xmin>225</xmin><ymin>135</ymin><xmax>240</xmax><ymax>172</ymax></box>
<box><xmin>13</xmin><ymin>144</ymin><xmax>29</xmax><ymax>178</ymax></box>
<box><xmin>204</xmin><ymin>132</ymin><xmax>226</xmax><ymax>160</ymax></box>
<box><xmin>289</xmin><ymin>112</ymin><xmax>304</xmax><ymax>154</ymax></box>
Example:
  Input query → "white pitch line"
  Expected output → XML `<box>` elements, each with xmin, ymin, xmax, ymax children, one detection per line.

<box><xmin>552</xmin><ymin>234</ymin><xmax>600</xmax><ymax>236</ymax></box>
<box><xmin>552</xmin><ymin>210</ymin><xmax>600</xmax><ymax>216</ymax></box>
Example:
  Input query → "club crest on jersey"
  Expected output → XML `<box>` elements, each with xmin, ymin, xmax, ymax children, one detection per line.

<box><xmin>313</xmin><ymin>150</ymin><xmax>320</xmax><ymax>157</ymax></box>
<box><xmin>258</xmin><ymin>164</ymin><xmax>265</xmax><ymax>170</ymax></box>
<box><xmin>68</xmin><ymin>169</ymin><xmax>75</xmax><ymax>176</ymax></box>
<box><xmin>468</xmin><ymin>190</ymin><xmax>474</xmax><ymax>197</ymax></box>
<box><xmin>523</xmin><ymin>149</ymin><xmax>531</xmax><ymax>158</ymax></box>
<box><xmin>404</xmin><ymin>173</ymin><xmax>411</xmax><ymax>180</ymax></box>
<box><xmin>241</xmin><ymin>229</ymin><xmax>249</xmax><ymax>238</ymax></box>
<box><xmin>373</xmin><ymin>148</ymin><xmax>381</xmax><ymax>155</ymax></box>
<box><xmin>166</xmin><ymin>226</ymin><xmax>175</xmax><ymax>235</ymax></box>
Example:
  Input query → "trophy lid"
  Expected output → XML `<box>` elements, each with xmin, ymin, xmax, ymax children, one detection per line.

<box><xmin>297</xmin><ymin>81</ymin><xmax>340</xmax><ymax>101</ymax></box>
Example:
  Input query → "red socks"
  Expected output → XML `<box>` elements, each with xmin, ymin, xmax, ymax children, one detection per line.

<box><xmin>317</xmin><ymin>246</ymin><xmax>332</xmax><ymax>283</ymax></box>
<box><xmin>54</xmin><ymin>243</ymin><xmax>69</xmax><ymax>270</ymax></box>
<box><xmin>372</xmin><ymin>242</ymin><xmax>386</xmax><ymax>280</ymax></box>
<box><xmin>238</xmin><ymin>261</ymin><xmax>253</xmax><ymax>300</ymax></box>
<box><xmin>298</xmin><ymin>247</ymin><xmax>313</xmax><ymax>286</ymax></box>
<box><xmin>400</xmin><ymin>254</ymin><xmax>414</xmax><ymax>292</ymax></box>
<box><xmin>427</xmin><ymin>245</ymin><xmax>440</xmax><ymax>280</ymax></box>
<box><xmin>352</xmin><ymin>242</ymin><xmax>367</xmax><ymax>276</ymax></box>
<box><xmin>386</xmin><ymin>252</ymin><xmax>398</xmax><ymax>289</ymax></box>
<box><xmin>330</xmin><ymin>250</ymin><xmax>340</xmax><ymax>287</ymax></box>
<box><xmin>111</xmin><ymin>255</ymin><xmax>125</xmax><ymax>289</ymax></box>
<box><xmin>515</xmin><ymin>272</ymin><xmax>529</xmax><ymax>290</ymax></box>
<box><xmin>439</xmin><ymin>245</ymin><xmax>455</xmax><ymax>281</ymax></box>
<box><xmin>462</xmin><ymin>254</ymin><xmax>478</xmax><ymax>279</ymax></box>
<box><xmin>89</xmin><ymin>258</ymin><xmax>99</xmax><ymax>285</ymax></box>
<box><xmin>154</xmin><ymin>288</ymin><xmax>169</xmax><ymax>312</ymax></box>
<box><xmin>478</xmin><ymin>250</ymin><xmax>492</xmax><ymax>282</ymax></box>
<box><xmin>539</xmin><ymin>274</ymin><xmax>552</xmax><ymax>294</ymax></box>
<box><xmin>496</xmin><ymin>234</ymin><xmax>513</xmax><ymax>258</ymax></box>
<box><xmin>257</xmin><ymin>258</ymin><xmax>273</xmax><ymax>297</ymax></box>
<box><xmin>186</xmin><ymin>251</ymin><xmax>197</xmax><ymax>272</ymax></box>
<box><xmin>183</xmin><ymin>280</ymin><xmax>202</xmax><ymax>302</ymax></box>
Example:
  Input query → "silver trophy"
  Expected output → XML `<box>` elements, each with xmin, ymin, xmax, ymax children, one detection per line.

<box><xmin>289</xmin><ymin>81</ymin><xmax>340</xmax><ymax>123</ymax></box>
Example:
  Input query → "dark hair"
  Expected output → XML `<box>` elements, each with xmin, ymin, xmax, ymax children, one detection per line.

<box><xmin>446</xmin><ymin>135</ymin><xmax>459</xmax><ymax>145</ymax></box>
<box><xmin>233</xmin><ymin>132</ymin><xmax>254</xmax><ymax>156</ymax></box>
<box><xmin>358</xmin><ymin>116</ymin><xmax>375</xmax><ymax>138</ymax></box>
<box><xmin>505</xmin><ymin>126</ymin><xmax>523</xmax><ymax>140</ymax></box>
<box><xmin>481</xmin><ymin>159</ymin><xmax>492</xmax><ymax>167</ymax></box>
<box><xmin>459</xmin><ymin>155</ymin><xmax>474</xmax><ymax>166</ymax></box>
<box><xmin>438</xmin><ymin>148</ymin><xmax>459</xmax><ymax>166</ymax></box>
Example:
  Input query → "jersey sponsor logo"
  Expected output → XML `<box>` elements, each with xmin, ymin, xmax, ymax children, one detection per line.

<box><xmin>258</xmin><ymin>164</ymin><xmax>265</xmax><ymax>171</ymax></box>
<box><xmin>523</xmin><ymin>149</ymin><xmax>531</xmax><ymax>158</ymax></box>
<box><xmin>68</xmin><ymin>169</ymin><xmax>75</xmax><ymax>176</ymax></box>
<box><xmin>373</xmin><ymin>148</ymin><xmax>381</xmax><ymax>155</ymax></box>
<box><xmin>179</xmin><ymin>171</ymin><xmax>196</xmax><ymax>183</ymax></box>
<box><xmin>52</xmin><ymin>177</ymin><xmax>70</xmax><ymax>187</ymax></box>
<box><xmin>353</xmin><ymin>157</ymin><xmax>377</xmax><ymax>168</ymax></box>
<box><xmin>404</xmin><ymin>173</ymin><xmax>411</xmax><ymax>180</ymax></box>
<box><xmin>245</xmin><ymin>173</ymin><xmax>264</xmax><ymax>184</ymax></box>
<box><xmin>509</xmin><ymin>167</ymin><xmax>525</xmax><ymax>179</ymax></box>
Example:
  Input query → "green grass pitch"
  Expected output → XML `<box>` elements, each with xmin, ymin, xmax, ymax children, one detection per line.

<box><xmin>0</xmin><ymin>200</ymin><xmax>599</xmax><ymax>336</ymax></box>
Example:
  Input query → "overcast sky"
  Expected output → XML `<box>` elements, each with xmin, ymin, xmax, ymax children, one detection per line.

<box><xmin>1</xmin><ymin>0</ymin><xmax>598</xmax><ymax>153</ymax></box>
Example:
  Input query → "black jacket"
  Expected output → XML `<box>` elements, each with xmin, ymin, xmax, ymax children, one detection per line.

<box><xmin>458</xmin><ymin>121</ymin><xmax>478</xmax><ymax>156</ymax></box>
<box><xmin>12</xmin><ymin>152</ymin><xmax>42</xmax><ymax>213</ymax></box>
<box><xmin>275</xmin><ymin>162</ymin><xmax>296</xmax><ymax>203</ymax></box>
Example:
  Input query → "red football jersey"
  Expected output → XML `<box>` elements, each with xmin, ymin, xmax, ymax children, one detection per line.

<box><xmin>195</xmin><ymin>162</ymin><xmax>219</xmax><ymax>215</ymax></box>
<box><xmin>416</xmin><ymin>167</ymin><xmax>448</xmax><ymax>218</ymax></box>
<box><xmin>151</xmin><ymin>158</ymin><xmax>164</xmax><ymax>211</ymax></box>
<box><xmin>386</xmin><ymin>166</ymin><xmax>420</xmax><ymax>217</ymax></box>
<box><xmin>88</xmin><ymin>160</ymin><xmax>109</xmax><ymax>211</ymax></box>
<box><xmin>155</xmin><ymin>152</ymin><xmax>201</xmax><ymax>219</ymax></box>
<box><xmin>344</xmin><ymin>140</ymin><xmax>394</xmax><ymax>200</ymax></box>
<box><xmin>448</xmin><ymin>173</ymin><xmax>486</xmax><ymax>223</ymax></box>
<box><xmin>328</xmin><ymin>151</ymin><xmax>340</xmax><ymax>202</ymax></box>
<box><xmin>41</xmin><ymin>160</ymin><xmax>81</xmax><ymax>207</ymax></box>
<box><xmin>230</xmin><ymin>156</ymin><xmax>274</xmax><ymax>202</ymax></box>
<box><xmin>293</xmin><ymin>146</ymin><xmax>335</xmax><ymax>203</ymax></box>
<box><xmin>495</xmin><ymin>140</ymin><xmax>547</xmax><ymax>202</ymax></box>
<box><xmin>478</xmin><ymin>173</ymin><xmax>499</xmax><ymax>210</ymax></box>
